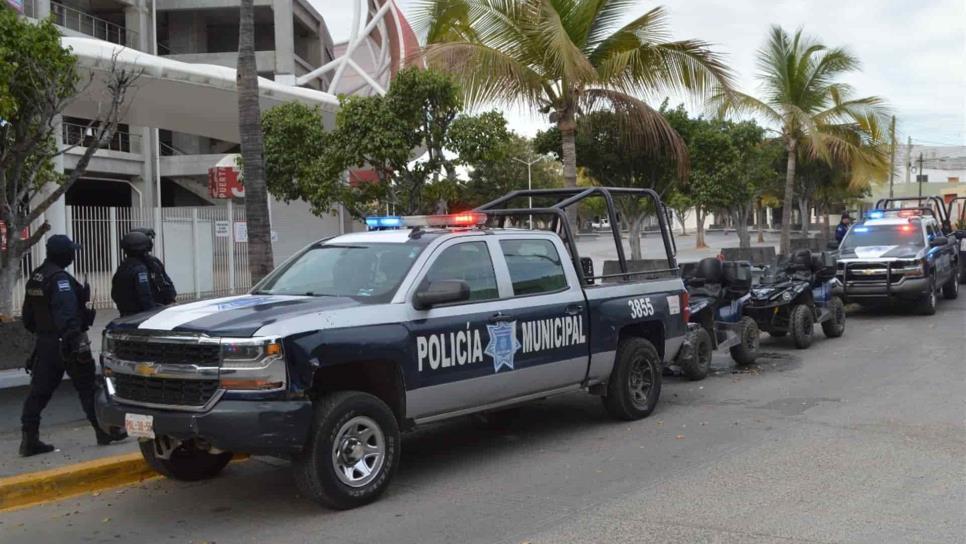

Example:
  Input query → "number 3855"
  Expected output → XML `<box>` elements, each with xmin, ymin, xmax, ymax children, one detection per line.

<box><xmin>628</xmin><ymin>297</ymin><xmax>655</xmax><ymax>319</ymax></box>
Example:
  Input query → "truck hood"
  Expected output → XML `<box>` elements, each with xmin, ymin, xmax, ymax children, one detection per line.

<box><xmin>109</xmin><ymin>294</ymin><xmax>364</xmax><ymax>337</ymax></box>
<box><xmin>838</xmin><ymin>245</ymin><xmax>923</xmax><ymax>260</ymax></box>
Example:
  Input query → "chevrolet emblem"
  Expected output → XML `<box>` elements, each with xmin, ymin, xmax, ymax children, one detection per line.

<box><xmin>134</xmin><ymin>362</ymin><xmax>159</xmax><ymax>377</ymax></box>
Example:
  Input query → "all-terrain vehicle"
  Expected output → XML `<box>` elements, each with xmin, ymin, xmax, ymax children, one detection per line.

<box><xmin>675</xmin><ymin>258</ymin><xmax>759</xmax><ymax>379</ymax></box>
<box><xmin>744</xmin><ymin>250</ymin><xmax>846</xmax><ymax>349</ymax></box>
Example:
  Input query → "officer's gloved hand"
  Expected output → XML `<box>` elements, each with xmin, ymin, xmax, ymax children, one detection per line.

<box><xmin>62</xmin><ymin>332</ymin><xmax>94</xmax><ymax>365</ymax></box>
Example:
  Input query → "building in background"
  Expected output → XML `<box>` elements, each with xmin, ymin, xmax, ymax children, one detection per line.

<box><xmin>13</xmin><ymin>0</ymin><xmax>417</xmax><ymax>310</ymax></box>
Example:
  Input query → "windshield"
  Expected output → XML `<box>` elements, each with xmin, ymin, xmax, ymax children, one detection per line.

<box><xmin>254</xmin><ymin>243</ymin><xmax>424</xmax><ymax>303</ymax></box>
<box><xmin>841</xmin><ymin>225</ymin><xmax>924</xmax><ymax>251</ymax></box>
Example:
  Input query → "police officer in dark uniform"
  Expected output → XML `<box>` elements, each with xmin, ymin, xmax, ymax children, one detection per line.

<box><xmin>111</xmin><ymin>231</ymin><xmax>161</xmax><ymax>316</ymax></box>
<box><xmin>835</xmin><ymin>213</ymin><xmax>852</xmax><ymax>243</ymax></box>
<box><xmin>20</xmin><ymin>235</ymin><xmax>126</xmax><ymax>457</ymax></box>
<box><xmin>130</xmin><ymin>227</ymin><xmax>177</xmax><ymax>305</ymax></box>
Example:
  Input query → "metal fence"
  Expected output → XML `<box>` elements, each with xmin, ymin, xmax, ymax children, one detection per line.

<box><xmin>22</xmin><ymin>0</ymin><xmax>140</xmax><ymax>50</ymax></box>
<box><xmin>63</xmin><ymin>122</ymin><xmax>142</xmax><ymax>154</ymax></box>
<box><xmin>12</xmin><ymin>205</ymin><xmax>252</xmax><ymax>314</ymax></box>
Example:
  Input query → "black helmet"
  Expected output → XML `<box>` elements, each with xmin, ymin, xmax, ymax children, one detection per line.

<box><xmin>121</xmin><ymin>231</ymin><xmax>152</xmax><ymax>254</ymax></box>
<box><xmin>131</xmin><ymin>227</ymin><xmax>156</xmax><ymax>239</ymax></box>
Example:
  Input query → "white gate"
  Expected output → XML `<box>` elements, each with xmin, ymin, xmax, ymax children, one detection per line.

<box><xmin>13</xmin><ymin>205</ymin><xmax>252</xmax><ymax>313</ymax></box>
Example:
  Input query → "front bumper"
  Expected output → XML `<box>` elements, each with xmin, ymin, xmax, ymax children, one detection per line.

<box><xmin>833</xmin><ymin>276</ymin><xmax>931</xmax><ymax>300</ymax></box>
<box><xmin>95</xmin><ymin>385</ymin><xmax>313</xmax><ymax>455</ymax></box>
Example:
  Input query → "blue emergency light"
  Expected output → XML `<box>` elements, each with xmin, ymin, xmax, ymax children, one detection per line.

<box><xmin>854</xmin><ymin>227</ymin><xmax>869</xmax><ymax>232</ymax></box>
<box><xmin>866</xmin><ymin>211</ymin><xmax>884</xmax><ymax>219</ymax></box>
<box><xmin>365</xmin><ymin>212</ymin><xmax>487</xmax><ymax>231</ymax></box>
<box><xmin>365</xmin><ymin>216</ymin><xmax>403</xmax><ymax>229</ymax></box>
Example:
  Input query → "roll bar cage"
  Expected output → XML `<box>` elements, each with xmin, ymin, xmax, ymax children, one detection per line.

<box><xmin>947</xmin><ymin>196</ymin><xmax>966</xmax><ymax>226</ymax></box>
<box><xmin>476</xmin><ymin>187</ymin><xmax>678</xmax><ymax>282</ymax></box>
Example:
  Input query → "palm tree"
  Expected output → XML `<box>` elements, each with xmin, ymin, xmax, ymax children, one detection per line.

<box><xmin>414</xmin><ymin>0</ymin><xmax>733</xmax><ymax>224</ymax></box>
<box><xmin>237</xmin><ymin>0</ymin><xmax>274</xmax><ymax>282</ymax></box>
<box><xmin>713</xmin><ymin>26</ymin><xmax>889</xmax><ymax>255</ymax></box>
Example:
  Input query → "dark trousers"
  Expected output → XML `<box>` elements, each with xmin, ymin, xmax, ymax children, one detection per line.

<box><xmin>21</xmin><ymin>334</ymin><xmax>97</xmax><ymax>433</ymax></box>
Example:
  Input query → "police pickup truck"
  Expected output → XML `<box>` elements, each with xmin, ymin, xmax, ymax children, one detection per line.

<box><xmin>96</xmin><ymin>188</ymin><xmax>689</xmax><ymax>509</ymax></box>
<box><xmin>835</xmin><ymin>206</ymin><xmax>959</xmax><ymax>314</ymax></box>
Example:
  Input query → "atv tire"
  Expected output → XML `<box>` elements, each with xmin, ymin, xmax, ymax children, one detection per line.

<box><xmin>821</xmin><ymin>296</ymin><xmax>846</xmax><ymax>338</ymax></box>
<box><xmin>681</xmin><ymin>328</ymin><xmax>713</xmax><ymax>381</ymax></box>
<box><xmin>789</xmin><ymin>304</ymin><xmax>814</xmax><ymax>349</ymax></box>
<box><xmin>730</xmin><ymin>316</ymin><xmax>759</xmax><ymax>366</ymax></box>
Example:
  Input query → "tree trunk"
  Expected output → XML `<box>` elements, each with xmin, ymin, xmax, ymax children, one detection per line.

<box><xmin>779</xmin><ymin>142</ymin><xmax>798</xmax><ymax>256</ymax></box>
<box><xmin>819</xmin><ymin>204</ymin><xmax>831</xmax><ymax>243</ymax></box>
<box><xmin>695</xmin><ymin>208</ymin><xmax>707</xmax><ymax>249</ymax></box>
<box><xmin>628</xmin><ymin>214</ymin><xmax>643</xmax><ymax>260</ymax></box>
<box><xmin>0</xmin><ymin>255</ymin><xmax>21</xmax><ymax>319</ymax></box>
<box><xmin>675</xmin><ymin>211</ymin><xmax>688</xmax><ymax>236</ymax></box>
<box><xmin>238</xmin><ymin>0</ymin><xmax>275</xmax><ymax>283</ymax></box>
<box><xmin>757</xmin><ymin>204</ymin><xmax>766</xmax><ymax>243</ymax></box>
<box><xmin>734</xmin><ymin>207</ymin><xmax>751</xmax><ymax>249</ymax></box>
<box><xmin>798</xmin><ymin>197</ymin><xmax>810</xmax><ymax>236</ymax></box>
<box><xmin>558</xmin><ymin>108</ymin><xmax>578</xmax><ymax>230</ymax></box>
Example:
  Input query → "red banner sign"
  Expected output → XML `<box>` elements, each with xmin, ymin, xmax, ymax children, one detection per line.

<box><xmin>208</xmin><ymin>166</ymin><xmax>245</xmax><ymax>199</ymax></box>
<box><xmin>6</xmin><ymin>0</ymin><xmax>24</xmax><ymax>13</ymax></box>
<box><xmin>0</xmin><ymin>221</ymin><xmax>29</xmax><ymax>252</ymax></box>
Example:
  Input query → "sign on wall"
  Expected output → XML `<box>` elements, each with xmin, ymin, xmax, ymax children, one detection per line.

<box><xmin>214</xmin><ymin>220</ymin><xmax>230</xmax><ymax>238</ymax></box>
<box><xmin>0</xmin><ymin>221</ymin><xmax>29</xmax><ymax>252</ymax></box>
<box><xmin>208</xmin><ymin>166</ymin><xmax>245</xmax><ymax>199</ymax></box>
<box><xmin>232</xmin><ymin>222</ymin><xmax>277</xmax><ymax>243</ymax></box>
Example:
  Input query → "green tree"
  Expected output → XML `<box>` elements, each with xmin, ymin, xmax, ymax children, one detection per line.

<box><xmin>687</xmin><ymin>122</ymin><xmax>738</xmax><ymax>249</ymax></box>
<box><xmin>713</xmin><ymin>26</ymin><xmax>889</xmax><ymax>255</ymax></box>
<box><xmin>415</xmin><ymin>1</ymin><xmax>733</xmax><ymax>227</ymax></box>
<box><xmin>237</xmin><ymin>0</ymin><xmax>274</xmax><ymax>282</ymax></box>
<box><xmin>665</xmin><ymin>188</ymin><xmax>692</xmax><ymax>236</ymax></box>
<box><xmin>0</xmin><ymin>10</ymin><xmax>138</xmax><ymax>317</ymax></box>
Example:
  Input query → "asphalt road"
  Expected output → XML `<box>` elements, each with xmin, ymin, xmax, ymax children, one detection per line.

<box><xmin>1</xmin><ymin>296</ymin><xmax>964</xmax><ymax>544</ymax></box>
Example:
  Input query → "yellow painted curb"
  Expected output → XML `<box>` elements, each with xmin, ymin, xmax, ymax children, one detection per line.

<box><xmin>0</xmin><ymin>453</ymin><xmax>250</xmax><ymax>512</ymax></box>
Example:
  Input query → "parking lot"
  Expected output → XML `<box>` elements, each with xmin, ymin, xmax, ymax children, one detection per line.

<box><xmin>2</xmin><ymin>294</ymin><xmax>963</xmax><ymax>544</ymax></box>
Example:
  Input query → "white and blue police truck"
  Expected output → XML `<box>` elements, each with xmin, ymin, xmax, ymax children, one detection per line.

<box><xmin>96</xmin><ymin>188</ymin><xmax>691</xmax><ymax>509</ymax></box>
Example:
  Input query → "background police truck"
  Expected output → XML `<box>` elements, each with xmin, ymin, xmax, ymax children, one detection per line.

<box><xmin>96</xmin><ymin>188</ymin><xmax>689</xmax><ymax>509</ymax></box>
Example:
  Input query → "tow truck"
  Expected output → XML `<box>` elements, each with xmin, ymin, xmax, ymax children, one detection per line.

<box><xmin>835</xmin><ymin>205</ymin><xmax>959</xmax><ymax>314</ymax></box>
<box><xmin>95</xmin><ymin>188</ymin><xmax>690</xmax><ymax>509</ymax></box>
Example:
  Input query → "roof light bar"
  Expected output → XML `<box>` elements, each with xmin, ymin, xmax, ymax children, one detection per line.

<box><xmin>866</xmin><ymin>211</ymin><xmax>884</xmax><ymax>219</ymax></box>
<box><xmin>365</xmin><ymin>216</ymin><xmax>403</xmax><ymax>229</ymax></box>
<box><xmin>364</xmin><ymin>212</ymin><xmax>488</xmax><ymax>230</ymax></box>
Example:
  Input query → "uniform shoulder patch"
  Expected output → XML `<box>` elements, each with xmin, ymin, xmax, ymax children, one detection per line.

<box><xmin>137</xmin><ymin>271</ymin><xmax>149</xmax><ymax>283</ymax></box>
<box><xmin>57</xmin><ymin>279</ymin><xmax>72</xmax><ymax>292</ymax></box>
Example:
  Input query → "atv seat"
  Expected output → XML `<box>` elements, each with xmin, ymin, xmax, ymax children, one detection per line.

<box><xmin>685</xmin><ymin>257</ymin><xmax>724</xmax><ymax>298</ymax></box>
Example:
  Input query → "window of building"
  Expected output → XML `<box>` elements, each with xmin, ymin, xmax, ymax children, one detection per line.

<box><xmin>500</xmin><ymin>239</ymin><xmax>568</xmax><ymax>296</ymax></box>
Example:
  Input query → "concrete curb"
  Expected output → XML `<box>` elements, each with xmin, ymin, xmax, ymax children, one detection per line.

<box><xmin>0</xmin><ymin>452</ymin><xmax>158</xmax><ymax>512</ymax></box>
<box><xmin>0</xmin><ymin>452</ymin><xmax>250</xmax><ymax>512</ymax></box>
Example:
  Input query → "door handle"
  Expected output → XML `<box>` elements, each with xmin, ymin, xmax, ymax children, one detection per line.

<box><xmin>489</xmin><ymin>312</ymin><xmax>513</xmax><ymax>323</ymax></box>
<box><xmin>566</xmin><ymin>304</ymin><xmax>583</xmax><ymax>316</ymax></box>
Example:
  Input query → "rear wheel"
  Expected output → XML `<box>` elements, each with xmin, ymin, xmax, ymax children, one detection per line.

<box><xmin>942</xmin><ymin>268</ymin><xmax>959</xmax><ymax>299</ymax></box>
<box><xmin>603</xmin><ymin>338</ymin><xmax>662</xmax><ymax>420</ymax></box>
<box><xmin>918</xmin><ymin>278</ymin><xmax>937</xmax><ymax>315</ymax></box>
<box><xmin>294</xmin><ymin>391</ymin><xmax>400</xmax><ymax>510</ymax></box>
<box><xmin>821</xmin><ymin>296</ymin><xmax>846</xmax><ymax>338</ymax></box>
<box><xmin>729</xmin><ymin>317</ymin><xmax>759</xmax><ymax>365</ymax></box>
<box><xmin>139</xmin><ymin>438</ymin><xmax>232</xmax><ymax>482</ymax></box>
<box><xmin>680</xmin><ymin>328</ymin><xmax>712</xmax><ymax>381</ymax></box>
<box><xmin>789</xmin><ymin>304</ymin><xmax>814</xmax><ymax>349</ymax></box>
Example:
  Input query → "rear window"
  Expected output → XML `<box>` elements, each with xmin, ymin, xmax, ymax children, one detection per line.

<box><xmin>841</xmin><ymin>224</ymin><xmax>924</xmax><ymax>250</ymax></box>
<box><xmin>500</xmin><ymin>239</ymin><xmax>568</xmax><ymax>295</ymax></box>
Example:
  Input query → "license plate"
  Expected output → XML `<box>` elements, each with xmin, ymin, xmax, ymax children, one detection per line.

<box><xmin>960</xmin><ymin>239</ymin><xmax>966</xmax><ymax>251</ymax></box>
<box><xmin>124</xmin><ymin>413</ymin><xmax>155</xmax><ymax>438</ymax></box>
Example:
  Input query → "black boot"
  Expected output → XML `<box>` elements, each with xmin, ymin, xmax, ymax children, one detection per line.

<box><xmin>94</xmin><ymin>424</ymin><xmax>128</xmax><ymax>446</ymax></box>
<box><xmin>19</xmin><ymin>430</ymin><xmax>55</xmax><ymax>457</ymax></box>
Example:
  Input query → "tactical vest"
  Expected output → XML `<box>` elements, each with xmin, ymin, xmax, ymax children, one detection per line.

<box><xmin>23</xmin><ymin>262</ymin><xmax>93</xmax><ymax>333</ymax></box>
<box><xmin>112</xmin><ymin>256</ymin><xmax>152</xmax><ymax>315</ymax></box>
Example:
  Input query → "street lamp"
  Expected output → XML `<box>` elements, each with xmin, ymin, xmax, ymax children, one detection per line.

<box><xmin>512</xmin><ymin>155</ymin><xmax>547</xmax><ymax>229</ymax></box>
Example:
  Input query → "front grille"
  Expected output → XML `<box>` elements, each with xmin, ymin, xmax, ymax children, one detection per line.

<box><xmin>113</xmin><ymin>339</ymin><xmax>220</xmax><ymax>365</ymax></box>
<box><xmin>839</xmin><ymin>263</ymin><xmax>908</xmax><ymax>284</ymax></box>
<box><xmin>114</xmin><ymin>374</ymin><xmax>219</xmax><ymax>407</ymax></box>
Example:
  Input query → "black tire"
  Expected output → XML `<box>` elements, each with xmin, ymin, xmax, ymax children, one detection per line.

<box><xmin>603</xmin><ymin>338</ymin><xmax>662</xmax><ymax>420</ymax></box>
<box><xmin>918</xmin><ymin>278</ymin><xmax>937</xmax><ymax>315</ymax></box>
<box><xmin>294</xmin><ymin>391</ymin><xmax>400</xmax><ymax>510</ymax></box>
<box><xmin>789</xmin><ymin>304</ymin><xmax>814</xmax><ymax>349</ymax></box>
<box><xmin>821</xmin><ymin>296</ymin><xmax>846</xmax><ymax>338</ymax></box>
<box><xmin>138</xmin><ymin>438</ymin><xmax>232</xmax><ymax>482</ymax></box>
<box><xmin>768</xmin><ymin>330</ymin><xmax>787</xmax><ymax>338</ymax></box>
<box><xmin>942</xmin><ymin>268</ymin><xmax>959</xmax><ymax>299</ymax></box>
<box><xmin>730</xmin><ymin>316</ymin><xmax>760</xmax><ymax>365</ymax></box>
<box><xmin>680</xmin><ymin>328</ymin><xmax>712</xmax><ymax>381</ymax></box>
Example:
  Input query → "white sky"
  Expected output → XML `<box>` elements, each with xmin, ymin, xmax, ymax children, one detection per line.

<box><xmin>312</xmin><ymin>0</ymin><xmax>966</xmax><ymax>146</ymax></box>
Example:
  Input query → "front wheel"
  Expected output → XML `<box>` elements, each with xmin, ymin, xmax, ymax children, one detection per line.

<box><xmin>139</xmin><ymin>438</ymin><xmax>232</xmax><ymax>482</ymax></box>
<box><xmin>680</xmin><ymin>328</ymin><xmax>712</xmax><ymax>381</ymax></box>
<box><xmin>730</xmin><ymin>317</ymin><xmax>760</xmax><ymax>365</ymax></box>
<box><xmin>789</xmin><ymin>304</ymin><xmax>814</xmax><ymax>349</ymax></box>
<box><xmin>942</xmin><ymin>268</ymin><xmax>959</xmax><ymax>299</ymax></box>
<box><xmin>821</xmin><ymin>296</ymin><xmax>846</xmax><ymax>338</ymax></box>
<box><xmin>294</xmin><ymin>391</ymin><xmax>400</xmax><ymax>510</ymax></box>
<box><xmin>918</xmin><ymin>278</ymin><xmax>937</xmax><ymax>315</ymax></box>
<box><xmin>603</xmin><ymin>338</ymin><xmax>662</xmax><ymax>420</ymax></box>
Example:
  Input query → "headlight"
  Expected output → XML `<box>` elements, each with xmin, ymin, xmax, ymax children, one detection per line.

<box><xmin>219</xmin><ymin>338</ymin><xmax>286</xmax><ymax>391</ymax></box>
<box><xmin>894</xmin><ymin>261</ymin><xmax>925</xmax><ymax>277</ymax></box>
<box><xmin>781</xmin><ymin>291</ymin><xmax>793</xmax><ymax>302</ymax></box>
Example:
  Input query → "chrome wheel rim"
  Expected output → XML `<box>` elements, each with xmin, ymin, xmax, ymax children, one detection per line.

<box><xmin>331</xmin><ymin>416</ymin><xmax>385</xmax><ymax>488</ymax></box>
<box><xmin>628</xmin><ymin>356</ymin><xmax>654</xmax><ymax>409</ymax></box>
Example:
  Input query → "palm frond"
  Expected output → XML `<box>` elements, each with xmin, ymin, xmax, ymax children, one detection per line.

<box><xmin>535</xmin><ymin>0</ymin><xmax>598</xmax><ymax>84</ymax></box>
<box><xmin>582</xmin><ymin>0</ymin><xmax>645</xmax><ymax>50</ymax></box>
<box><xmin>423</xmin><ymin>42</ymin><xmax>548</xmax><ymax>108</ymax></box>
<box><xmin>410</xmin><ymin>0</ymin><xmax>475</xmax><ymax>44</ymax></box>
<box><xmin>587</xmin><ymin>6</ymin><xmax>669</xmax><ymax>63</ymax></box>
<box><xmin>709</xmin><ymin>89</ymin><xmax>782</xmax><ymax>125</ymax></box>
<box><xmin>581</xmin><ymin>88</ymin><xmax>689</xmax><ymax>178</ymax></box>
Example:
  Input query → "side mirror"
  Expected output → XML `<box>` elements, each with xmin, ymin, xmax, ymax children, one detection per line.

<box><xmin>579</xmin><ymin>257</ymin><xmax>595</xmax><ymax>285</ymax></box>
<box><xmin>826</xmin><ymin>241</ymin><xmax>840</xmax><ymax>250</ymax></box>
<box><xmin>929</xmin><ymin>236</ymin><xmax>949</xmax><ymax>248</ymax></box>
<box><xmin>413</xmin><ymin>280</ymin><xmax>470</xmax><ymax>310</ymax></box>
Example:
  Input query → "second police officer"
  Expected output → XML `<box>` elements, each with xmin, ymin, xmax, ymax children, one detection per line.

<box><xmin>130</xmin><ymin>227</ymin><xmax>177</xmax><ymax>306</ymax></box>
<box><xmin>111</xmin><ymin>231</ymin><xmax>162</xmax><ymax>316</ymax></box>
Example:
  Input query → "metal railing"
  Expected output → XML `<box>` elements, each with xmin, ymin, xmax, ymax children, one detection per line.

<box><xmin>48</xmin><ymin>1</ymin><xmax>140</xmax><ymax>50</ymax></box>
<box><xmin>63</xmin><ymin>122</ymin><xmax>142</xmax><ymax>154</ymax></box>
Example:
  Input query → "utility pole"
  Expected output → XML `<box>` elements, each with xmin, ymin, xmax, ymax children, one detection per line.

<box><xmin>904</xmin><ymin>136</ymin><xmax>912</xmax><ymax>185</ymax></box>
<box><xmin>512</xmin><ymin>155</ymin><xmax>545</xmax><ymax>229</ymax></box>
<box><xmin>888</xmin><ymin>116</ymin><xmax>896</xmax><ymax>198</ymax></box>
<box><xmin>917</xmin><ymin>152</ymin><xmax>925</xmax><ymax>199</ymax></box>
